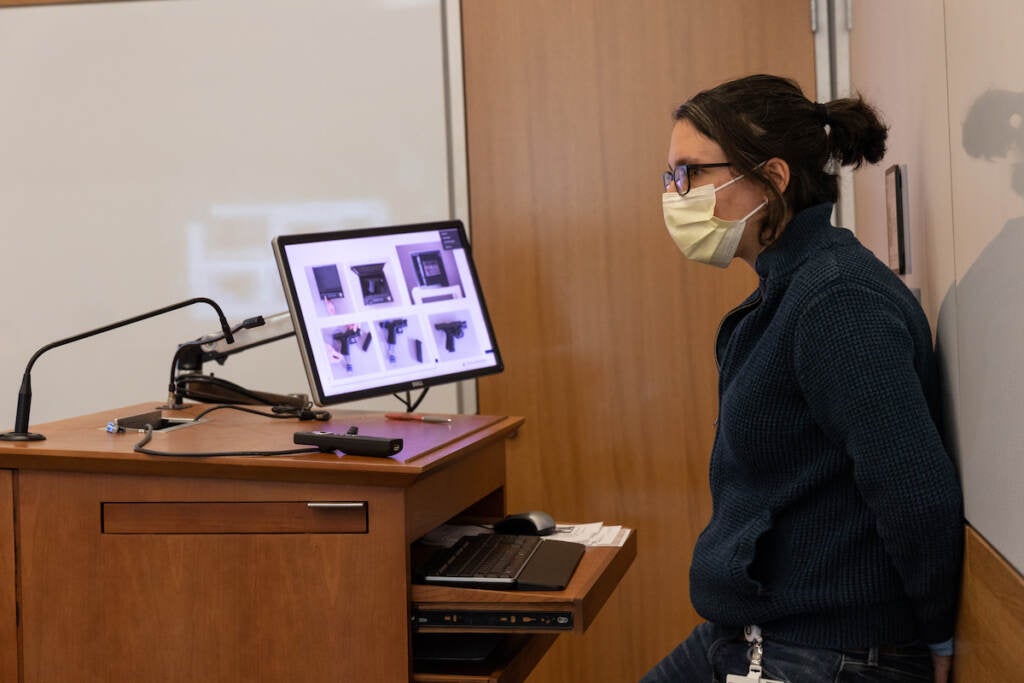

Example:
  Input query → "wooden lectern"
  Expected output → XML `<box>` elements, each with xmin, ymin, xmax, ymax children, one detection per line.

<box><xmin>0</xmin><ymin>403</ymin><xmax>634</xmax><ymax>682</ymax></box>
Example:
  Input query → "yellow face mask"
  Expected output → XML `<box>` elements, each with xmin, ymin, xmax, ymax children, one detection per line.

<box><xmin>662</xmin><ymin>176</ymin><xmax>765</xmax><ymax>268</ymax></box>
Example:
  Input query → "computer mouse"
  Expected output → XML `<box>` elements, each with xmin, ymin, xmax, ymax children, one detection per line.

<box><xmin>493</xmin><ymin>510</ymin><xmax>557</xmax><ymax>536</ymax></box>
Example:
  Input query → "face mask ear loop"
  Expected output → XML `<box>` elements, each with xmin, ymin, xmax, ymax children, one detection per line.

<box><xmin>714</xmin><ymin>173</ymin><xmax>744</xmax><ymax>193</ymax></box>
<box><xmin>718</xmin><ymin>159</ymin><xmax>770</xmax><ymax>222</ymax></box>
<box><xmin>715</xmin><ymin>160</ymin><xmax>769</xmax><ymax>194</ymax></box>
<box><xmin>740</xmin><ymin>200</ymin><xmax>768</xmax><ymax>223</ymax></box>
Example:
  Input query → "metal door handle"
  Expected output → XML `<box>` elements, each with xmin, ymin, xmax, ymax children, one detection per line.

<box><xmin>306</xmin><ymin>502</ymin><xmax>365</xmax><ymax>509</ymax></box>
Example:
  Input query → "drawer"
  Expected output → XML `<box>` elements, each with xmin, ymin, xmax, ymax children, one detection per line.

<box><xmin>101</xmin><ymin>501</ymin><xmax>367</xmax><ymax>534</ymax></box>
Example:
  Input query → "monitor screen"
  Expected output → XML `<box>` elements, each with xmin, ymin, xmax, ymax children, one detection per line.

<box><xmin>272</xmin><ymin>220</ymin><xmax>503</xmax><ymax>406</ymax></box>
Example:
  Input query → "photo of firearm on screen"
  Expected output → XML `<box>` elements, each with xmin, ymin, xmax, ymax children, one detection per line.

<box><xmin>331</xmin><ymin>325</ymin><xmax>365</xmax><ymax>372</ymax></box>
<box><xmin>433</xmin><ymin>320</ymin><xmax>467</xmax><ymax>353</ymax></box>
<box><xmin>378</xmin><ymin>318</ymin><xmax>408</xmax><ymax>364</ymax></box>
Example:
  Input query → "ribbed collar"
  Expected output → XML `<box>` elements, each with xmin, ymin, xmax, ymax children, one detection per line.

<box><xmin>755</xmin><ymin>203</ymin><xmax>837</xmax><ymax>282</ymax></box>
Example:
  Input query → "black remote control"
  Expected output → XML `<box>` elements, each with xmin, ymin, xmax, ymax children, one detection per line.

<box><xmin>293</xmin><ymin>430</ymin><xmax>403</xmax><ymax>457</ymax></box>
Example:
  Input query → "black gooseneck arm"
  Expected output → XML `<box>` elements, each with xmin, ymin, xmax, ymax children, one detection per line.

<box><xmin>1</xmin><ymin>297</ymin><xmax>234</xmax><ymax>442</ymax></box>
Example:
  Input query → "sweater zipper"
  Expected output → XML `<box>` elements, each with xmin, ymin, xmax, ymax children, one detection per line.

<box><xmin>714</xmin><ymin>292</ymin><xmax>763</xmax><ymax>372</ymax></box>
<box><xmin>712</xmin><ymin>292</ymin><xmax>763</xmax><ymax>429</ymax></box>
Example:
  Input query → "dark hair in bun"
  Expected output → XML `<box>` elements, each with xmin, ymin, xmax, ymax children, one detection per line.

<box><xmin>674</xmin><ymin>74</ymin><xmax>888</xmax><ymax>243</ymax></box>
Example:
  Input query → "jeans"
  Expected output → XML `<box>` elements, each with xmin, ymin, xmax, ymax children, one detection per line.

<box><xmin>640</xmin><ymin>622</ymin><xmax>933</xmax><ymax>683</ymax></box>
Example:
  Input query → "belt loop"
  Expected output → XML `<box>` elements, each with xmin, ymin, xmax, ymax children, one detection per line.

<box><xmin>867</xmin><ymin>646</ymin><xmax>879</xmax><ymax>667</ymax></box>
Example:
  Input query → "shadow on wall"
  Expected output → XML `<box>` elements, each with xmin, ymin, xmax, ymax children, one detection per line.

<box><xmin>936</xmin><ymin>88</ymin><xmax>1024</xmax><ymax>477</ymax></box>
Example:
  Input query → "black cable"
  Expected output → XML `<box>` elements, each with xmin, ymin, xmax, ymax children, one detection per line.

<box><xmin>175</xmin><ymin>373</ymin><xmax>282</xmax><ymax>406</ymax></box>
<box><xmin>176</xmin><ymin>377</ymin><xmax>328</xmax><ymax>420</ymax></box>
<box><xmin>272</xmin><ymin>404</ymin><xmax>331</xmax><ymax>421</ymax></box>
<box><xmin>131</xmin><ymin>404</ymin><xmax>326</xmax><ymax>457</ymax></box>
<box><xmin>188</xmin><ymin>403</ymin><xmax>328</xmax><ymax>422</ymax></box>
<box><xmin>192</xmin><ymin>404</ymin><xmax>290</xmax><ymax>421</ymax></box>
<box><xmin>132</xmin><ymin>423</ymin><xmax>321</xmax><ymax>458</ymax></box>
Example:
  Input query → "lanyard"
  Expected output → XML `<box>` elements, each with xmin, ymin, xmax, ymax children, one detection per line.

<box><xmin>725</xmin><ymin>626</ymin><xmax>784</xmax><ymax>683</ymax></box>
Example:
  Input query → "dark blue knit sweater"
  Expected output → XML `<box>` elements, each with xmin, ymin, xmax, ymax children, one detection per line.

<box><xmin>689</xmin><ymin>203</ymin><xmax>964</xmax><ymax>649</ymax></box>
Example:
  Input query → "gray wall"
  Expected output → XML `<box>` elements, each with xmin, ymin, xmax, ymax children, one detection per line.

<box><xmin>852</xmin><ymin>0</ymin><xmax>1024</xmax><ymax>573</ymax></box>
<box><xmin>942</xmin><ymin>0</ymin><xmax>1024</xmax><ymax>573</ymax></box>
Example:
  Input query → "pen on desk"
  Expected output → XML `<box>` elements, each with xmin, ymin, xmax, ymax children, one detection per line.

<box><xmin>384</xmin><ymin>412</ymin><xmax>452</xmax><ymax>424</ymax></box>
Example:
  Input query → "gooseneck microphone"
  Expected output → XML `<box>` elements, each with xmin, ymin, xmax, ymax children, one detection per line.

<box><xmin>0</xmin><ymin>297</ymin><xmax>235</xmax><ymax>442</ymax></box>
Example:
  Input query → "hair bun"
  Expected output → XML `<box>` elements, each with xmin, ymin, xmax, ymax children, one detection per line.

<box><xmin>825</xmin><ymin>96</ymin><xmax>888</xmax><ymax>168</ymax></box>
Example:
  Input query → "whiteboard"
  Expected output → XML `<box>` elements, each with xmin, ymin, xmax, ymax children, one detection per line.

<box><xmin>0</xmin><ymin>0</ymin><xmax>467</xmax><ymax>429</ymax></box>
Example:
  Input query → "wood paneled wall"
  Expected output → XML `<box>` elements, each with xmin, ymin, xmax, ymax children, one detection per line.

<box><xmin>0</xmin><ymin>471</ymin><xmax>16</xmax><ymax>683</ymax></box>
<box><xmin>461</xmin><ymin>2</ymin><xmax>815</xmax><ymax>679</ymax></box>
<box><xmin>954</xmin><ymin>526</ymin><xmax>1024</xmax><ymax>680</ymax></box>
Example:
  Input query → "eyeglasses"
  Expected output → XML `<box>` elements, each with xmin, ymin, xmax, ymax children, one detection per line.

<box><xmin>662</xmin><ymin>163</ymin><xmax>733</xmax><ymax>197</ymax></box>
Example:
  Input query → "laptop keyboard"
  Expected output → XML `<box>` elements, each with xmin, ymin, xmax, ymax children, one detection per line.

<box><xmin>429</xmin><ymin>534</ymin><xmax>542</xmax><ymax>582</ymax></box>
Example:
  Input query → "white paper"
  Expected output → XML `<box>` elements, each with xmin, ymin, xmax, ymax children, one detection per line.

<box><xmin>545</xmin><ymin>522</ymin><xmax>630</xmax><ymax>547</ymax></box>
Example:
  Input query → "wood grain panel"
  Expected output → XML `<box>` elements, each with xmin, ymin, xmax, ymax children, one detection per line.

<box><xmin>954</xmin><ymin>525</ymin><xmax>1024</xmax><ymax>681</ymax></box>
<box><xmin>17</xmin><ymin>470</ymin><xmax>410</xmax><ymax>682</ymax></box>
<box><xmin>405</xmin><ymin>437</ymin><xmax>507</xmax><ymax>542</ymax></box>
<box><xmin>102</xmin><ymin>500</ymin><xmax>368</xmax><ymax>534</ymax></box>
<box><xmin>0</xmin><ymin>470</ymin><xmax>17</xmax><ymax>683</ymax></box>
<box><xmin>0</xmin><ymin>403</ymin><xmax>519</xmax><ymax>488</ymax></box>
<box><xmin>462</xmin><ymin>1</ymin><xmax>815</xmax><ymax>679</ymax></box>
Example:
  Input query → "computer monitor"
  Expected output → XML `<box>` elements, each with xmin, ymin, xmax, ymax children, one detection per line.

<box><xmin>272</xmin><ymin>220</ymin><xmax>503</xmax><ymax>406</ymax></box>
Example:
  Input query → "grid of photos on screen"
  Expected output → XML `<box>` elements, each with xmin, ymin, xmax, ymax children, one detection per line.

<box><xmin>274</xmin><ymin>222</ymin><xmax>502</xmax><ymax>405</ymax></box>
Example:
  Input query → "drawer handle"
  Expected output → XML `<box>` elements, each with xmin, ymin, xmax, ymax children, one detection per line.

<box><xmin>306</xmin><ymin>502</ymin><xmax>365</xmax><ymax>510</ymax></box>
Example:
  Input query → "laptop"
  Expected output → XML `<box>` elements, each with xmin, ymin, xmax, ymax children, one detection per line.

<box><xmin>414</xmin><ymin>533</ymin><xmax>585</xmax><ymax>591</ymax></box>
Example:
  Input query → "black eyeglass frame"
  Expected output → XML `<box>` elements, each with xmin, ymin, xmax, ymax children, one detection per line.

<box><xmin>662</xmin><ymin>163</ymin><xmax>733</xmax><ymax>197</ymax></box>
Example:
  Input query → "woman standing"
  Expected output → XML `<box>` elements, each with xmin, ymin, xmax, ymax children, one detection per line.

<box><xmin>643</xmin><ymin>75</ymin><xmax>963</xmax><ymax>683</ymax></box>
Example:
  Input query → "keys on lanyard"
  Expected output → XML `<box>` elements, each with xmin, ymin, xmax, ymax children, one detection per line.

<box><xmin>725</xmin><ymin>626</ymin><xmax>785</xmax><ymax>683</ymax></box>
